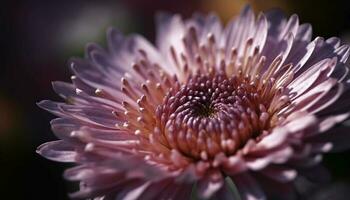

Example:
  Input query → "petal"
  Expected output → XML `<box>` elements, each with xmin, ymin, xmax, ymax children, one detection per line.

<box><xmin>318</xmin><ymin>83</ymin><xmax>350</xmax><ymax>116</ymax></box>
<box><xmin>86</xmin><ymin>42</ymin><xmax>125</xmax><ymax>81</ymax></box>
<box><xmin>141</xmin><ymin>180</ymin><xmax>192</xmax><ymax>200</ymax></box>
<box><xmin>155</xmin><ymin>12</ymin><xmax>186</xmax><ymax>75</ymax></box>
<box><xmin>185</xmin><ymin>12</ymin><xmax>223</xmax><ymax>46</ymax></box>
<box><xmin>286</xmin><ymin>23</ymin><xmax>314</xmax><ymax>72</ymax></box>
<box><xmin>36</xmin><ymin>140</ymin><xmax>76</xmax><ymax>162</ymax></box>
<box><xmin>116</xmin><ymin>181</ymin><xmax>151</xmax><ymax>200</ymax></box>
<box><xmin>232</xmin><ymin>173</ymin><xmax>266</xmax><ymax>200</ymax></box>
<box><xmin>222</xmin><ymin>155</ymin><xmax>248</xmax><ymax>175</ymax></box>
<box><xmin>259</xmin><ymin>165</ymin><xmax>297</xmax><ymax>183</ymax></box>
<box><xmin>197</xmin><ymin>171</ymin><xmax>224</xmax><ymax>199</ymax></box>
<box><xmin>69</xmin><ymin>58</ymin><xmax>122</xmax><ymax>95</ymax></box>
<box><xmin>253</xmin><ymin>127</ymin><xmax>289</xmax><ymax>150</ymax></box>
<box><xmin>298</xmin><ymin>164</ymin><xmax>331</xmax><ymax>183</ymax></box>
<box><xmin>65</xmin><ymin>157</ymin><xmax>169</xmax><ymax>199</ymax></box>
<box><xmin>262</xmin><ymin>11</ymin><xmax>298</xmax><ymax>70</ymax></box>
<box><xmin>245</xmin><ymin>146</ymin><xmax>293</xmax><ymax>170</ymax></box>
<box><xmin>308</xmin><ymin>124</ymin><xmax>350</xmax><ymax>152</ymax></box>
<box><xmin>210</xmin><ymin>177</ymin><xmax>241</xmax><ymax>200</ymax></box>
<box><xmin>58</xmin><ymin>104</ymin><xmax>119</xmax><ymax>128</ymax></box>
<box><xmin>224</xmin><ymin>6</ymin><xmax>268</xmax><ymax>58</ymax></box>
<box><xmin>37</xmin><ymin>100</ymin><xmax>67</xmax><ymax>118</ymax></box>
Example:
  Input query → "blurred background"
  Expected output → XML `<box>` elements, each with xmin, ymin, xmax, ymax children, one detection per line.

<box><xmin>2</xmin><ymin>0</ymin><xmax>350</xmax><ymax>199</ymax></box>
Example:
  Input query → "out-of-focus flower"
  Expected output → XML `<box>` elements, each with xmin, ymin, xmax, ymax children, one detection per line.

<box><xmin>37</xmin><ymin>5</ymin><xmax>350</xmax><ymax>200</ymax></box>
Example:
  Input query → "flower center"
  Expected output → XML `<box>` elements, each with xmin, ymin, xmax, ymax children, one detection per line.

<box><xmin>156</xmin><ymin>73</ymin><xmax>273</xmax><ymax>160</ymax></box>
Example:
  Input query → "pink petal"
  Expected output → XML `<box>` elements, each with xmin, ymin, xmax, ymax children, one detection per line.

<box><xmin>232</xmin><ymin>173</ymin><xmax>266</xmax><ymax>200</ymax></box>
<box><xmin>36</xmin><ymin>140</ymin><xmax>76</xmax><ymax>162</ymax></box>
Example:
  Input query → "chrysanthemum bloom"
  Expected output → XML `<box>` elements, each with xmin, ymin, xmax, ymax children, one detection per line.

<box><xmin>37</xmin><ymin>6</ymin><xmax>350</xmax><ymax>200</ymax></box>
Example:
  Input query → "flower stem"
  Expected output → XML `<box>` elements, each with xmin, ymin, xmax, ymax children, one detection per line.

<box><xmin>191</xmin><ymin>182</ymin><xmax>198</xmax><ymax>200</ymax></box>
<box><xmin>225</xmin><ymin>176</ymin><xmax>242</xmax><ymax>200</ymax></box>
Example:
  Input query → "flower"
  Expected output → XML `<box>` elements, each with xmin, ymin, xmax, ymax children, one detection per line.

<box><xmin>37</xmin><ymin>5</ymin><xmax>350</xmax><ymax>200</ymax></box>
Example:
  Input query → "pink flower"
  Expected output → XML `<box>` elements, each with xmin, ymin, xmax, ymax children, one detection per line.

<box><xmin>37</xmin><ymin>6</ymin><xmax>350</xmax><ymax>200</ymax></box>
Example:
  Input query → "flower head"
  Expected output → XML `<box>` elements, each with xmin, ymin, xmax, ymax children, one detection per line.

<box><xmin>38</xmin><ymin>6</ymin><xmax>350</xmax><ymax>200</ymax></box>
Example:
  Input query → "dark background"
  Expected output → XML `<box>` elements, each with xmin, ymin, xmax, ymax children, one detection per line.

<box><xmin>2</xmin><ymin>0</ymin><xmax>350</xmax><ymax>199</ymax></box>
